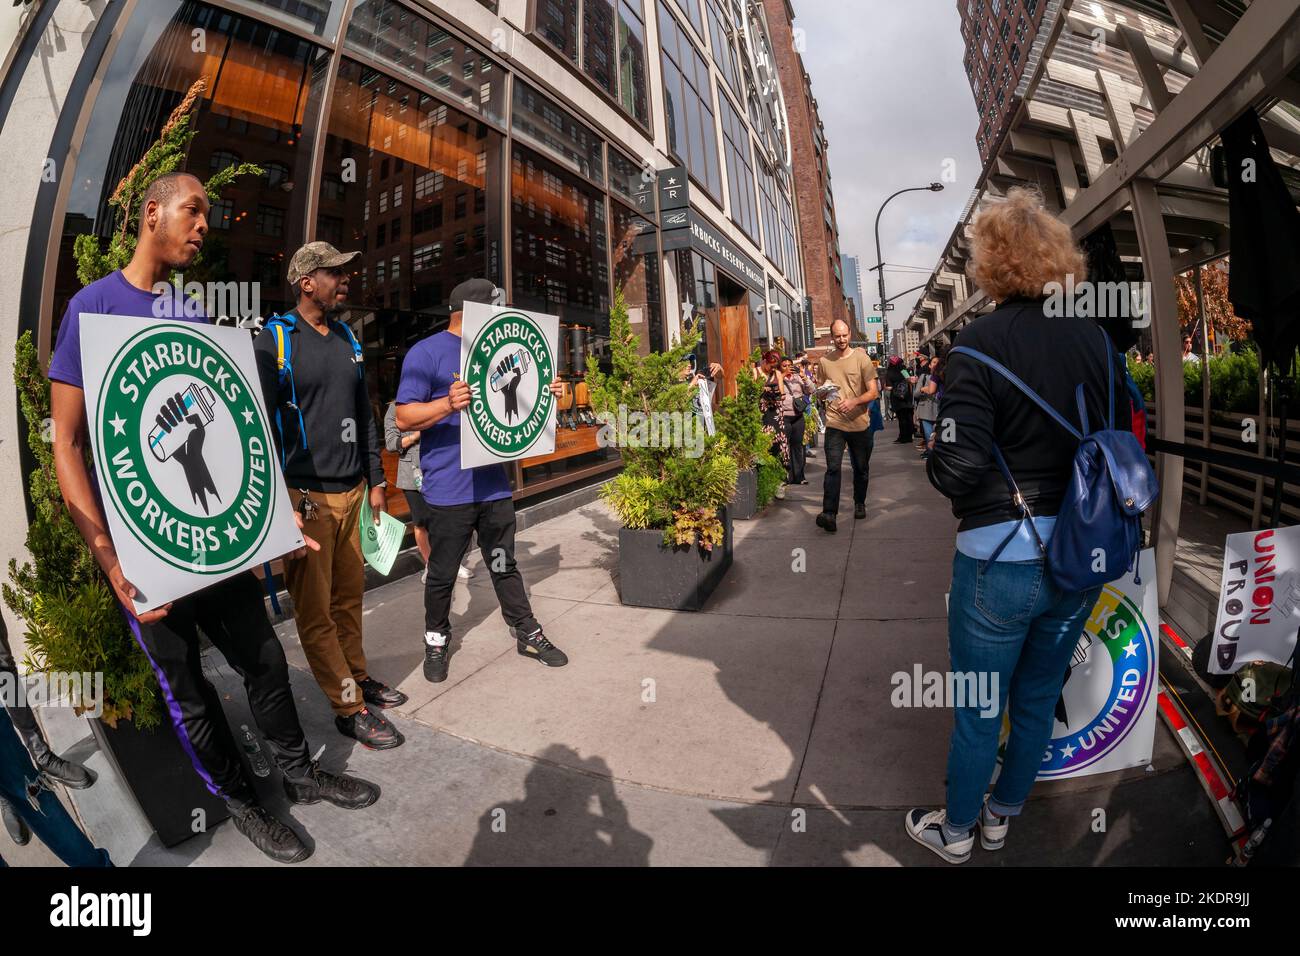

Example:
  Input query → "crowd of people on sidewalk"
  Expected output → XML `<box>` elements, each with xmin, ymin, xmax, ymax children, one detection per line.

<box><xmin>14</xmin><ymin>172</ymin><xmax>1166</xmax><ymax>870</ymax></box>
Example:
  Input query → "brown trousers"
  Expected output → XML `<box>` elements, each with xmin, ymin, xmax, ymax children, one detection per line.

<box><xmin>284</xmin><ymin>481</ymin><xmax>370</xmax><ymax>717</ymax></box>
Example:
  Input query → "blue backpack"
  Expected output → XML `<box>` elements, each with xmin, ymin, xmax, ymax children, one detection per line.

<box><xmin>264</xmin><ymin>312</ymin><xmax>364</xmax><ymax>466</ymax></box>
<box><xmin>950</xmin><ymin>329</ymin><xmax>1159</xmax><ymax>590</ymax></box>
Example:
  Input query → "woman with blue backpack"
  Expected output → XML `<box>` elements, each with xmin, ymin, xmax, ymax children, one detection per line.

<box><xmin>905</xmin><ymin>188</ymin><xmax>1157</xmax><ymax>863</ymax></box>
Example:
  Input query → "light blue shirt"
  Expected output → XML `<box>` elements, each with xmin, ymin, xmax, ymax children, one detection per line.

<box><xmin>956</xmin><ymin>515</ymin><xmax>1057</xmax><ymax>562</ymax></box>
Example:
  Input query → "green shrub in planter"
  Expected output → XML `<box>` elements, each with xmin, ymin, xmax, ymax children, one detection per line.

<box><xmin>587</xmin><ymin>289</ymin><xmax>737</xmax><ymax>551</ymax></box>
<box><xmin>715</xmin><ymin>349</ymin><xmax>768</xmax><ymax>472</ymax></box>
<box><xmin>3</xmin><ymin>78</ymin><xmax>263</xmax><ymax>729</ymax></box>
<box><xmin>4</xmin><ymin>334</ymin><xmax>163</xmax><ymax>728</ymax></box>
<box><xmin>755</xmin><ymin>449</ymin><xmax>785</xmax><ymax>508</ymax></box>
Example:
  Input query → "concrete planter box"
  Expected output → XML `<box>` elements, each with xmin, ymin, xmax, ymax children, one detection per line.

<box><xmin>731</xmin><ymin>467</ymin><xmax>758</xmax><ymax>520</ymax></box>
<box><xmin>91</xmin><ymin>716</ymin><xmax>230</xmax><ymax>848</ymax></box>
<box><xmin>617</xmin><ymin>507</ymin><xmax>733</xmax><ymax>611</ymax></box>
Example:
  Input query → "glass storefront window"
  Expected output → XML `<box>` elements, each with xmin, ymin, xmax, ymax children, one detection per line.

<box><xmin>511</xmin><ymin>143</ymin><xmax>610</xmax><ymax>353</ymax></box>
<box><xmin>51</xmin><ymin>0</ymin><xmax>327</xmax><ymax>338</ymax></box>
<box><xmin>608</xmin><ymin>146</ymin><xmax>655</xmax><ymax>218</ymax></box>
<box><xmin>228</xmin><ymin>0</ymin><xmax>336</xmax><ymax>35</ymax></box>
<box><xmin>616</xmin><ymin>1</ymin><xmax>650</xmax><ymax>126</ymax></box>
<box><xmin>657</xmin><ymin>0</ymin><xmax>721</xmax><ymax>201</ymax></box>
<box><xmin>537</xmin><ymin>0</ymin><xmax>579</xmax><ymax>64</ymax></box>
<box><xmin>705</xmin><ymin>0</ymin><xmax>738</xmax><ymax>98</ymax></box>
<box><xmin>611</xmin><ymin>200</ymin><xmax>662</xmax><ymax>356</ymax></box>
<box><xmin>532</xmin><ymin>0</ymin><xmax>649</xmax><ymax>130</ymax></box>
<box><xmin>320</xmin><ymin>57</ymin><xmax>505</xmax><ymax>441</ymax></box>
<box><xmin>512</xmin><ymin>79</ymin><xmax>605</xmax><ymax>185</ymax></box>
<box><xmin>718</xmin><ymin>91</ymin><xmax>757</xmax><ymax>243</ymax></box>
<box><xmin>511</xmin><ymin>143</ymin><xmax>615</xmax><ymax>490</ymax></box>
<box><xmin>346</xmin><ymin>0</ymin><xmax>506</xmax><ymax>127</ymax></box>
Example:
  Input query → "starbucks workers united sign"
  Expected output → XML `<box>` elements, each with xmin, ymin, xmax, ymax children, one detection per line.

<box><xmin>81</xmin><ymin>315</ymin><xmax>302</xmax><ymax>612</ymax></box>
<box><xmin>459</xmin><ymin>303</ymin><xmax>559</xmax><ymax>469</ymax></box>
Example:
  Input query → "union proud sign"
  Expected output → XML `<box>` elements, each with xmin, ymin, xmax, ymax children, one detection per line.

<box><xmin>80</xmin><ymin>315</ymin><xmax>303</xmax><ymax>612</ymax></box>
<box><xmin>459</xmin><ymin>302</ymin><xmax>559</xmax><ymax>469</ymax></box>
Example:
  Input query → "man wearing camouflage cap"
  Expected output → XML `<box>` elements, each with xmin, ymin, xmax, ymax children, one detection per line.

<box><xmin>254</xmin><ymin>241</ymin><xmax>408</xmax><ymax>751</ymax></box>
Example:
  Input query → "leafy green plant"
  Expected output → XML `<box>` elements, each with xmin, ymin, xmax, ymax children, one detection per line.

<box><xmin>73</xmin><ymin>78</ymin><xmax>262</xmax><ymax>285</ymax></box>
<box><xmin>715</xmin><ymin>350</ymin><xmax>768</xmax><ymax>471</ymax></box>
<box><xmin>755</xmin><ymin>449</ymin><xmax>785</xmax><ymax>509</ymax></box>
<box><xmin>1128</xmin><ymin>349</ymin><xmax>1263</xmax><ymax>415</ymax></box>
<box><xmin>4</xmin><ymin>335</ymin><xmax>162</xmax><ymax>728</ymax></box>
<box><xmin>589</xmin><ymin>289</ymin><xmax>738</xmax><ymax>550</ymax></box>
<box><xmin>4</xmin><ymin>77</ymin><xmax>261</xmax><ymax>729</ymax></box>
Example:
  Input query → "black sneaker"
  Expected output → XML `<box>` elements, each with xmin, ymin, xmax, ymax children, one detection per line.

<box><xmin>513</xmin><ymin>627</ymin><xmax>568</xmax><ymax>667</ymax></box>
<box><xmin>359</xmin><ymin>677</ymin><xmax>407</xmax><ymax>710</ymax></box>
<box><xmin>335</xmin><ymin>707</ymin><xmax>405</xmax><ymax>751</ymax></box>
<box><xmin>815</xmin><ymin>512</ymin><xmax>837</xmax><ymax>534</ymax></box>
<box><xmin>423</xmin><ymin>632</ymin><xmax>450</xmax><ymax>683</ymax></box>
<box><xmin>283</xmin><ymin>760</ymin><xmax>380</xmax><ymax>810</ymax></box>
<box><xmin>854</xmin><ymin>503</ymin><xmax>867</xmax><ymax>520</ymax></box>
<box><xmin>34</xmin><ymin>751</ymin><xmax>96</xmax><ymax>790</ymax></box>
<box><xmin>0</xmin><ymin>796</ymin><xmax>30</xmax><ymax>847</ymax></box>
<box><xmin>229</xmin><ymin>802</ymin><xmax>311</xmax><ymax>864</ymax></box>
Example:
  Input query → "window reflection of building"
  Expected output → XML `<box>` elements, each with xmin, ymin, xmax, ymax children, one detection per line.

<box><xmin>51</xmin><ymin>0</ymin><xmax>324</xmax><ymax>339</ymax></box>
<box><xmin>611</xmin><ymin>201</ymin><xmax>662</xmax><ymax>357</ymax></box>
<box><xmin>320</xmin><ymin>57</ymin><xmax>504</xmax><ymax>432</ymax></box>
<box><xmin>510</xmin><ymin>143</ymin><xmax>610</xmax><ymax>362</ymax></box>
<box><xmin>657</xmin><ymin>0</ymin><xmax>721</xmax><ymax>200</ymax></box>
<box><xmin>533</xmin><ymin>0</ymin><xmax>650</xmax><ymax>129</ymax></box>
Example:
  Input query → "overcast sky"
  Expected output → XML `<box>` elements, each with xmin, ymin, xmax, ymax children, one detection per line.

<box><xmin>791</xmin><ymin>1</ymin><xmax>980</xmax><ymax>325</ymax></box>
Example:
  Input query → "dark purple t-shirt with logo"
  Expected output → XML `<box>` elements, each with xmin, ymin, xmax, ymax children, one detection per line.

<box><xmin>47</xmin><ymin>270</ymin><xmax>208</xmax><ymax>389</ymax></box>
<box><xmin>395</xmin><ymin>330</ymin><xmax>512</xmax><ymax>507</ymax></box>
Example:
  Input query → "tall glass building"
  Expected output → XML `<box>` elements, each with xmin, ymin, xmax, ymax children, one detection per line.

<box><xmin>0</xmin><ymin>0</ymin><xmax>812</xmax><ymax>543</ymax></box>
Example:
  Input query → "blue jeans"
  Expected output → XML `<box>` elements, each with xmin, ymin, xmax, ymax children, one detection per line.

<box><xmin>0</xmin><ymin>709</ymin><xmax>112</xmax><ymax>867</ymax></box>
<box><xmin>920</xmin><ymin>419</ymin><xmax>935</xmax><ymax>443</ymax></box>
<box><xmin>944</xmin><ymin>552</ymin><xmax>1100</xmax><ymax>830</ymax></box>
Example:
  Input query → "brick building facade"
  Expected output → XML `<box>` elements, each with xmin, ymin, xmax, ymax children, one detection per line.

<box><xmin>760</xmin><ymin>0</ymin><xmax>855</xmax><ymax>346</ymax></box>
<box><xmin>960</xmin><ymin>0</ymin><xmax>1050</xmax><ymax>162</ymax></box>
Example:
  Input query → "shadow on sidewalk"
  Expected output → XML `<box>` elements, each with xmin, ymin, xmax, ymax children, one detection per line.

<box><xmin>463</xmin><ymin>744</ymin><xmax>652</xmax><ymax>866</ymax></box>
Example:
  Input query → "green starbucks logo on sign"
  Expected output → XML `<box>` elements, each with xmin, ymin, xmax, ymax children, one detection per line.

<box><xmin>93</xmin><ymin>325</ymin><xmax>277</xmax><ymax>574</ymax></box>
<box><xmin>464</xmin><ymin>311</ymin><xmax>555</xmax><ymax>457</ymax></box>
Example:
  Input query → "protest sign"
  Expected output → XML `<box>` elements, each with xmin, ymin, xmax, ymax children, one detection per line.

<box><xmin>1210</xmin><ymin>525</ymin><xmax>1300</xmax><ymax>673</ymax></box>
<box><xmin>80</xmin><ymin>314</ymin><xmax>302</xmax><ymax>611</ymax></box>
<box><xmin>459</xmin><ymin>302</ymin><xmax>560</xmax><ymax>469</ymax></box>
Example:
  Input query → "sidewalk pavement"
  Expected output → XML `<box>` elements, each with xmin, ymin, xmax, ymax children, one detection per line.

<box><xmin>9</xmin><ymin>436</ymin><xmax>1231</xmax><ymax>866</ymax></box>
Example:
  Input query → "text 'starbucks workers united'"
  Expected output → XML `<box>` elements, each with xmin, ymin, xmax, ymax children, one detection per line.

<box><xmin>460</xmin><ymin>303</ymin><xmax>559</xmax><ymax>468</ymax></box>
<box><xmin>81</xmin><ymin>314</ymin><xmax>303</xmax><ymax>611</ymax></box>
<box><xmin>996</xmin><ymin>551</ymin><xmax>1159</xmax><ymax>780</ymax></box>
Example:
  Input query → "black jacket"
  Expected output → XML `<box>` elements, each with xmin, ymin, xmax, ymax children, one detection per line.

<box><xmin>927</xmin><ymin>296</ymin><xmax>1132</xmax><ymax>531</ymax></box>
<box><xmin>254</xmin><ymin>312</ymin><xmax>386</xmax><ymax>494</ymax></box>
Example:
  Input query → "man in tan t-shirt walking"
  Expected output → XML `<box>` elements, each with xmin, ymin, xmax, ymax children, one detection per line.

<box><xmin>815</xmin><ymin>319</ymin><xmax>880</xmax><ymax>533</ymax></box>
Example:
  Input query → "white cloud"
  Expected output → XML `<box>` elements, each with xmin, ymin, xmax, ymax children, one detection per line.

<box><xmin>792</xmin><ymin>0</ymin><xmax>980</xmax><ymax>324</ymax></box>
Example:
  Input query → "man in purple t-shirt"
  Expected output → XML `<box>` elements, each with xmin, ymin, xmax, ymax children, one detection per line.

<box><xmin>47</xmin><ymin>172</ymin><xmax>379</xmax><ymax>864</ymax></box>
<box><xmin>395</xmin><ymin>279</ymin><xmax>569</xmax><ymax>683</ymax></box>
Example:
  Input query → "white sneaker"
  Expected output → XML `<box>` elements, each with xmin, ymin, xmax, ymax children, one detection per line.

<box><xmin>774</xmin><ymin>484</ymin><xmax>786</xmax><ymax>500</ymax></box>
<box><xmin>904</xmin><ymin>808</ymin><xmax>973</xmax><ymax>864</ymax></box>
<box><xmin>458</xmin><ymin>563</ymin><xmax>474</xmax><ymax>580</ymax></box>
<box><xmin>978</xmin><ymin>796</ymin><xmax>1009</xmax><ymax>851</ymax></box>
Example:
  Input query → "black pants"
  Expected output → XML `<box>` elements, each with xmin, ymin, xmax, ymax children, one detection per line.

<box><xmin>422</xmin><ymin>498</ymin><xmax>540</xmax><ymax>637</ymax></box>
<box><xmin>822</xmin><ymin>426</ymin><xmax>874</xmax><ymax>516</ymax></box>
<box><xmin>896</xmin><ymin>406</ymin><xmax>915</xmax><ymax>442</ymax></box>
<box><xmin>132</xmin><ymin>571</ymin><xmax>311</xmax><ymax>803</ymax></box>
<box><xmin>784</xmin><ymin>416</ymin><xmax>807</xmax><ymax>483</ymax></box>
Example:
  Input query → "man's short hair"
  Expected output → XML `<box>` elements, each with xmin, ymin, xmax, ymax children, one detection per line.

<box><xmin>140</xmin><ymin>171</ymin><xmax>203</xmax><ymax>217</ymax></box>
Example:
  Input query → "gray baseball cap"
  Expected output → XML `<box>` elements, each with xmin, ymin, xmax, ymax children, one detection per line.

<box><xmin>449</xmin><ymin>277</ymin><xmax>500</xmax><ymax>312</ymax></box>
<box><xmin>286</xmin><ymin>241</ymin><xmax>361</xmax><ymax>285</ymax></box>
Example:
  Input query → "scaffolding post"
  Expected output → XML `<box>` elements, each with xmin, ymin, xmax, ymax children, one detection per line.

<box><xmin>1131</xmin><ymin>180</ymin><xmax>1185</xmax><ymax>609</ymax></box>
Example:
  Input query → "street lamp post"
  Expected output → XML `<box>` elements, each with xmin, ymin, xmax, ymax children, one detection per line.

<box><xmin>872</xmin><ymin>183</ymin><xmax>944</xmax><ymax>355</ymax></box>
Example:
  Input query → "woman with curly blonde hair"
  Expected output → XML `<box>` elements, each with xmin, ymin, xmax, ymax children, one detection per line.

<box><xmin>905</xmin><ymin>188</ymin><xmax>1133</xmax><ymax>863</ymax></box>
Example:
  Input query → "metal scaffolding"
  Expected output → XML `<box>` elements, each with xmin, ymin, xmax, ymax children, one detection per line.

<box><xmin>909</xmin><ymin>0</ymin><xmax>1300</xmax><ymax>607</ymax></box>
